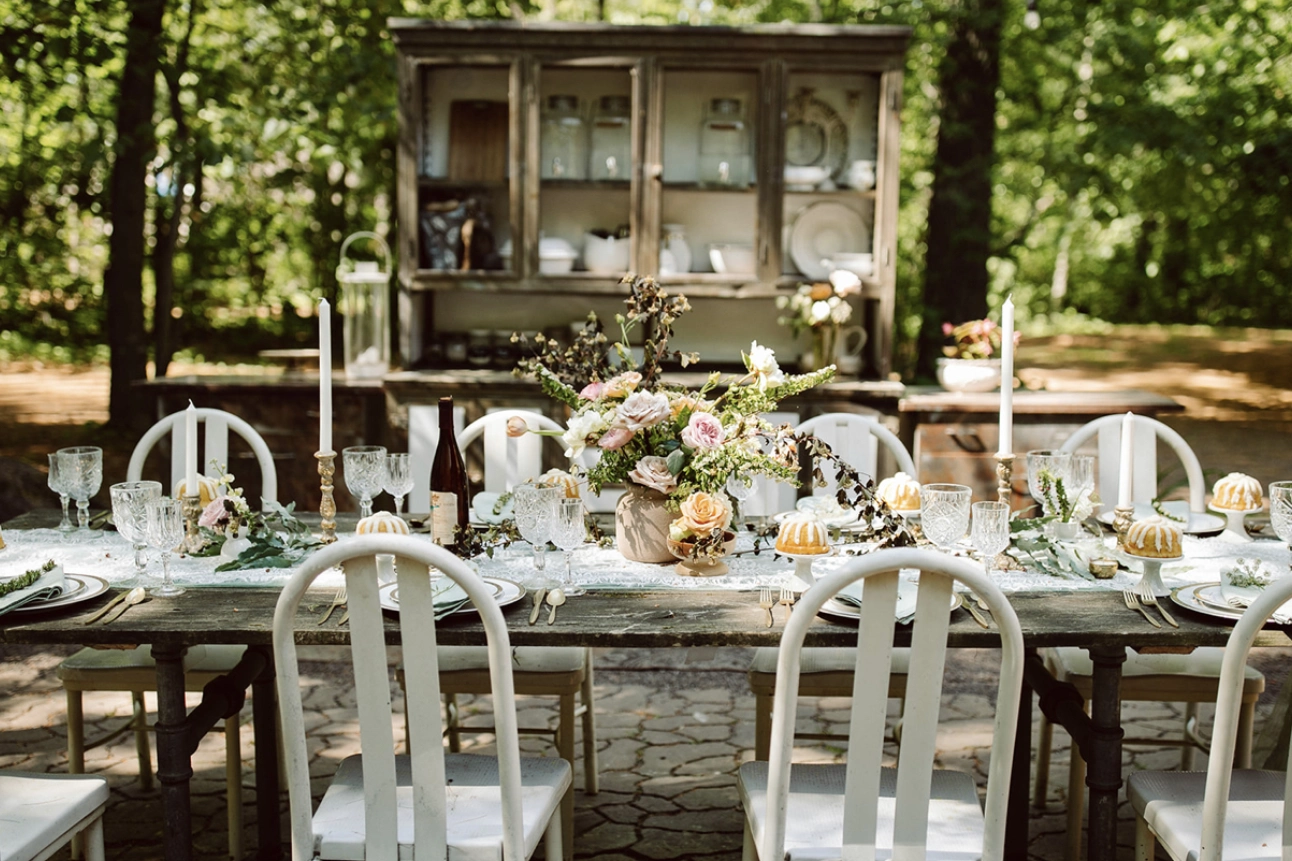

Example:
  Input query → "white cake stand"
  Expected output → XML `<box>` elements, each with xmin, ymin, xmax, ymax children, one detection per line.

<box><xmin>781</xmin><ymin>549</ymin><xmax>834</xmax><ymax>590</ymax></box>
<box><xmin>1124</xmin><ymin>552</ymin><xmax>1184</xmax><ymax>598</ymax></box>
<box><xmin>1209</xmin><ymin>504</ymin><xmax>1262</xmax><ymax>543</ymax></box>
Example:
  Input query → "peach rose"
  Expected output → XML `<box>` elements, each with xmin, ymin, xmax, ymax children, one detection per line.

<box><xmin>602</xmin><ymin>371</ymin><xmax>642</xmax><ymax>399</ymax></box>
<box><xmin>679</xmin><ymin>491</ymin><xmax>731</xmax><ymax>537</ymax></box>
<box><xmin>505</xmin><ymin>415</ymin><xmax>531</xmax><ymax>438</ymax></box>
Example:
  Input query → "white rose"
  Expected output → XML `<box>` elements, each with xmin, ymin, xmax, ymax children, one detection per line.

<box><xmin>809</xmin><ymin>300</ymin><xmax>833</xmax><ymax>325</ymax></box>
<box><xmin>562</xmin><ymin>410</ymin><xmax>610</xmax><ymax>459</ymax></box>
<box><xmin>828</xmin><ymin>268</ymin><xmax>862</xmax><ymax>296</ymax></box>
<box><xmin>746</xmin><ymin>340</ymin><xmax>785</xmax><ymax>390</ymax></box>
<box><xmin>615</xmin><ymin>391</ymin><xmax>672</xmax><ymax>431</ymax></box>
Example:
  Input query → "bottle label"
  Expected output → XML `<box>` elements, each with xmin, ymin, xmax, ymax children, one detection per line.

<box><xmin>430</xmin><ymin>492</ymin><xmax>458</xmax><ymax>546</ymax></box>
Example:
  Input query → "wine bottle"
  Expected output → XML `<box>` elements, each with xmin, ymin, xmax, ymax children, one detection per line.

<box><xmin>429</xmin><ymin>396</ymin><xmax>469</xmax><ymax>551</ymax></box>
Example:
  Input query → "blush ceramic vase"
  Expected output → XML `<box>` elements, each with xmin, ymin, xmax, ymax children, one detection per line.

<box><xmin>936</xmin><ymin>358</ymin><xmax>1002</xmax><ymax>393</ymax></box>
<box><xmin>615</xmin><ymin>483</ymin><xmax>675</xmax><ymax>563</ymax></box>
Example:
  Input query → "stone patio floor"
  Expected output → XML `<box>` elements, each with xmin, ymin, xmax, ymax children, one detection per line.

<box><xmin>2</xmin><ymin>641</ymin><xmax>1289</xmax><ymax>860</ymax></box>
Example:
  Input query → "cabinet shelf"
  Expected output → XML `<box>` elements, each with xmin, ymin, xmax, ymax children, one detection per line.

<box><xmin>418</xmin><ymin>177</ymin><xmax>508</xmax><ymax>190</ymax></box>
<box><xmin>540</xmin><ymin>179</ymin><xmax>631</xmax><ymax>191</ymax></box>
<box><xmin>660</xmin><ymin>182</ymin><xmax>757</xmax><ymax>193</ymax></box>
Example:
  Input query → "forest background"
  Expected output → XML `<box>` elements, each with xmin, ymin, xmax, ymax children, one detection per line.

<box><xmin>2</xmin><ymin>0</ymin><xmax>1290</xmax><ymax>426</ymax></box>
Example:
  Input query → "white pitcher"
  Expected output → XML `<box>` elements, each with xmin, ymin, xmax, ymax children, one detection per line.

<box><xmin>836</xmin><ymin>326</ymin><xmax>867</xmax><ymax>375</ymax></box>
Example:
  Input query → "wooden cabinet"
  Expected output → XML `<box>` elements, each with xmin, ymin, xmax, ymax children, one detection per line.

<box><xmin>390</xmin><ymin>20</ymin><xmax>910</xmax><ymax>378</ymax></box>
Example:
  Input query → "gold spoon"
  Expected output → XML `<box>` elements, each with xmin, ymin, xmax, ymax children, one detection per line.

<box><xmin>102</xmin><ymin>588</ymin><xmax>149</xmax><ymax>624</ymax></box>
<box><xmin>84</xmin><ymin>587</ymin><xmax>143</xmax><ymax>625</ymax></box>
<box><xmin>546</xmin><ymin>588</ymin><xmax>566</xmax><ymax>626</ymax></box>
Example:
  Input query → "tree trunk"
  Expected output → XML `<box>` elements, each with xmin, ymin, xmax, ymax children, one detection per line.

<box><xmin>105</xmin><ymin>0</ymin><xmax>166</xmax><ymax>428</ymax></box>
<box><xmin>917</xmin><ymin>0</ymin><xmax>1004</xmax><ymax>378</ymax></box>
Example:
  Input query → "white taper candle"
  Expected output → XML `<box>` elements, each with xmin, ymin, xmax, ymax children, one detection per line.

<box><xmin>1118</xmin><ymin>412</ymin><xmax>1135</xmax><ymax>507</ymax></box>
<box><xmin>319</xmin><ymin>298</ymin><xmax>333</xmax><ymax>453</ymax></box>
<box><xmin>185</xmin><ymin>400</ymin><xmax>198</xmax><ymax>495</ymax></box>
<box><xmin>997</xmin><ymin>296</ymin><xmax>1015</xmax><ymax>456</ymax></box>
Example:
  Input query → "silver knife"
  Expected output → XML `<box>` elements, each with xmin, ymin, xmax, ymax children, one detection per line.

<box><xmin>528</xmin><ymin>588</ymin><xmax>547</xmax><ymax>626</ymax></box>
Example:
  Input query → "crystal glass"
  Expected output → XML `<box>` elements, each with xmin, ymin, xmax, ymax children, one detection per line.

<box><xmin>725</xmin><ymin>473</ymin><xmax>757</xmax><ymax>532</ymax></box>
<box><xmin>146</xmin><ymin>496</ymin><xmax>186</xmax><ymax>597</ymax></box>
<box><xmin>57</xmin><ymin>446</ymin><xmax>103</xmax><ymax>541</ymax></box>
<box><xmin>111</xmin><ymin>481</ymin><xmax>163</xmax><ymax>585</ymax></box>
<box><xmin>47</xmin><ymin>452</ymin><xmax>75</xmax><ymax>535</ymax></box>
<box><xmin>383</xmin><ymin>453</ymin><xmax>414</xmax><ymax>516</ymax></box>
<box><xmin>971</xmin><ymin>500</ymin><xmax>1011</xmax><ymax>577</ymax></box>
<box><xmin>513</xmin><ymin>484</ymin><xmax>562</xmax><ymax>578</ymax></box>
<box><xmin>1269</xmin><ymin>481</ymin><xmax>1292</xmax><ymax>546</ymax></box>
<box><xmin>1067</xmin><ymin>454</ymin><xmax>1095</xmax><ymax>510</ymax></box>
<box><xmin>550</xmin><ymin>497</ymin><xmax>588</xmax><ymax>597</ymax></box>
<box><xmin>1026</xmin><ymin>450</ymin><xmax>1073</xmax><ymax>518</ymax></box>
<box><xmin>921</xmin><ymin>483</ymin><xmax>972</xmax><ymax>550</ymax></box>
<box><xmin>342</xmin><ymin>445</ymin><xmax>388</xmax><ymax>518</ymax></box>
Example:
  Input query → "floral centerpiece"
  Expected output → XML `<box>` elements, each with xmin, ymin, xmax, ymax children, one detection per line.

<box><xmin>514</xmin><ymin>274</ymin><xmax>912</xmax><ymax>563</ymax></box>
<box><xmin>776</xmin><ymin>270</ymin><xmax>860</xmax><ymax>371</ymax></box>
<box><xmin>190</xmin><ymin>461</ymin><xmax>321</xmax><ymax>570</ymax></box>
<box><xmin>937</xmin><ymin>317</ymin><xmax>1022</xmax><ymax>392</ymax></box>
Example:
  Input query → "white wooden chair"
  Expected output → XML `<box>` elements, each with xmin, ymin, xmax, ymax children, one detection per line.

<box><xmin>747</xmin><ymin>412</ymin><xmax>916</xmax><ymax>760</ymax></box>
<box><xmin>274</xmin><ymin>536</ymin><xmax>571</xmax><ymax>861</ymax></box>
<box><xmin>0</xmin><ymin>771</ymin><xmax>109</xmax><ymax>861</ymax></box>
<box><xmin>1128</xmin><ymin>574</ymin><xmax>1292</xmax><ymax>861</ymax></box>
<box><xmin>58</xmin><ymin>406</ymin><xmax>278</xmax><ymax>861</ymax></box>
<box><xmin>738</xmin><ymin>547</ymin><xmax>1024</xmax><ymax>861</ymax></box>
<box><xmin>1034</xmin><ymin>412</ymin><xmax>1265</xmax><ymax>861</ymax></box>
<box><xmin>404</xmin><ymin>408</ymin><xmax>598</xmax><ymax>859</ymax></box>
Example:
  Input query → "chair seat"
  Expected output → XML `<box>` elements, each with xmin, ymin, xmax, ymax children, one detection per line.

<box><xmin>313</xmin><ymin>752</ymin><xmax>572</xmax><ymax>861</ymax></box>
<box><xmin>0</xmin><ymin>771</ymin><xmax>109</xmax><ymax>861</ymax></box>
<box><xmin>438</xmin><ymin>646</ymin><xmax>586</xmax><ymax>674</ymax></box>
<box><xmin>57</xmin><ymin>643</ymin><xmax>248</xmax><ymax>688</ymax></box>
<box><xmin>1048</xmin><ymin>646</ymin><xmax>1265</xmax><ymax>695</ymax></box>
<box><xmin>738</xmin><ymin>761</ymin><xmax>984</xmax><ymax>860</ymax></box>
<box><xmin>1128</xmin><ymin>769</ymin><xmax>1285</xmax><ymax>861</ymax></box>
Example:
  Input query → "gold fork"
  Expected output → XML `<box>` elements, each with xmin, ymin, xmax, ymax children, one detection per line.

<box><xmin>758</xmin><ymin>587</ymin><xmax>775</xmax><ymax>628</ymax></box>
<box><xmin>318</xmin><ymin>586</ymin><xmax>347</xmax><ymax>626</ymax></box>
<box><xmin>1123</xmin><ymin>588</ymin><xmax>1161</xmax><ymax>628</ymax></box>
<box><xmin>779</xmin><ymin>587</ymin><xmax>796</xmax><ymax>620</ymax></box>
<box><xmin>1138</xmin><ymin>584</ymin><xmax>1179</xmax><ymax>628</ymax></box>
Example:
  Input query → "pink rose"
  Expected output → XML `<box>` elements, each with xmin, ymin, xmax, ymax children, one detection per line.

<box><xmin>615</xmin><ymin>391</ymin><xmax>671</xmax><ymax>431</ymax></box>
<box><xmin>579</xmin><ymin>381</ymin><xmax>606</xmax><ymax>401</ymax></box>
<box><xmin>681</xmin><ymin>411</ymin><xmax>725</xmax><ymax>450</ymax></box>
<box><xmin>598</xmin><ymin>427</ymin><xmax>635</xmax><ymax>451</ymax></box>
<box><xmin>629</xmin><ymin>456</ymin><xmax>678</xmax><ymax>494</ymax></box>
<box><xmin>198</xmin><ymin>496</ymin><xmax>231</xmax><ymax>528</ymax></box>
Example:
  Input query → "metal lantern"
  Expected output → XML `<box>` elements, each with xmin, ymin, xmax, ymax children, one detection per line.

<box><xmin>336</xmin><ymin>231</ymin><xmax>392</xmax><ymax>379</ymax></box>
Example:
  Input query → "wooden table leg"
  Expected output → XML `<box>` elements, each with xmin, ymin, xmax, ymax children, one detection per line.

<box><xmin>1086</xmin><ymin>645</ymin><xmax>1126</xmax><ymax>861</ymax></box>
<box><xmin>153</xmin><ymin>644</ymin><xmax>193</xmax><ymax>861</ymax></box>
<box><xmin>250</xmin><ymin>645</ymin><xmax>284</xmax><ymax>861</ymax></box>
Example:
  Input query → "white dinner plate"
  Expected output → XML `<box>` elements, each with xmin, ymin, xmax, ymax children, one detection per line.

<box><xmin>789</xmin><ymin>202</ymin><xmax>870</xmax><ymax>281</ymax></box>
<box><xmin>1171</xmin><ymin>583</ymin><xmax>1244</xmax><ymax>622</ymax></box>
<box><xmin>379</xmin><ymin>577</ymin><xmax>524</xmax><ymax>617</ymax></box>
<box><xmin>775</xmin><ymin>499</ymin><xmax>860</xmax><ymax>529</ymax></box>
<box><xmin>1096</xmin><ymin>501</ymin><xmax>1225</xmax><ymax>536</ymax></box>
<box><xmin>817</xmin><ymin>578</ymin><xmax>961</xmax><ymax>624</ymax></box>
<box><xmin>7</xmin><ymin>574</ymin><xmax>110</xmax><ymax>615</ymax></box>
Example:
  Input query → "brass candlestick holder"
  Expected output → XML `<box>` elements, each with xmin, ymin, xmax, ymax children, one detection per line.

<box><xmin>994</xmin><ymin>454</ymin><xmax>1015</xmax><ymax>508</ymax></box>
<box><xmin>317</xmin><ymin>450</ymin><xmax>337</xmax><ymax>544</ymax></box>
<box><xmin>179</xmin><ymin>494</ymin><xmax>206</xmax><ymax>554</ymax></box>
<box><xmin>1113</xmin><ymin>503</ymin><xmax>1135</xmax><ymax>550</ymax></box>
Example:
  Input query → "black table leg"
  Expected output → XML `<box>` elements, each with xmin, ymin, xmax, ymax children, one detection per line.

<box><xmin>1005</xmin><ymin>649</ymin><xmax>1035</xmax><ymax>860</ymax></box>
<box><xmin>250</xmin><ymin>645</ymin><xmax>284</xmax><ymax>860</ymax></box>
<box><xmin>153</xmin><ymin>643</ymin><xmax>194</xmax><ymax>861</ymax></box>
<box><xmin>1086</xmin><ymin>645</ymin><xmax>1126</xmax><ymax>861</ymax></box>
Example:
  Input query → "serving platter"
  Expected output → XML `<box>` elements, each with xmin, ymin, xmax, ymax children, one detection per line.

<box><xmin>789</xmin><ymin>202</ymin><xmax>869</xmax><ymax>281</ymax></box>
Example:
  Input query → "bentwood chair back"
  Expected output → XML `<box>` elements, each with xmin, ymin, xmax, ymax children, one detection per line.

<box><xmin>1059</xmin><ymin>412</ymin><xmax>1205</xmax><ymax>513</ymax></box>
<box><xmin>795</xmin><ymin>412</ymin><xmax>916</xmax><ymax>499</ymax></box>
<box><xmin>459</xmin><ymin>409</ymin><xmax>568</xmax><ymax>494</ymax></box>
<box><xmin>127</xmin><ymin>406</ymin><xmax>279</xmax><ymax>508</ymax></box>
<box><xmin>738</xmin><ymin>547</ymin><xmax>1024</xmax><ymax>861</ymax></box>
<box><xmin>273</xmin><ymin>536</ymin><xmax>571</xmax><ymax>861</ymax></box>
<box><xmin>1128</xmin><ymin>574</ymin><xmax>1292</xmax><ymax>861</ymax></box>
<box><xmin>0</xmin><ymin>771</ymin><xmax>109</xmax><ymax>861</ymax></box>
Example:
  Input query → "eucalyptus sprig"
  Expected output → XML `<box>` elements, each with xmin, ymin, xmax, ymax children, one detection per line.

<box><xmin>213</xmin><ymin>501</ymin><xmax>322</xmax><ymax>572</ymax></box>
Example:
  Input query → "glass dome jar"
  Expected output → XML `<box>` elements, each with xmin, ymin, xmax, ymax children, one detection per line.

<box><xmin>336</xmin><ymin>232</ymin><xmax>391</xmax><ymax>379</ymax></box>
<box><xmin>589</xmin><ymin>95</ymin><xmax>632</xmax><ymax>181</ymax></box>
<box><xmin>541</xmin><ymin>95</ymin><xmax>587</xmax><ymax>180</ymax></box>
<box><xmin>699</xmin><ymin>97</ymin><xmax>750</xmax><ymax>188</ymax></box>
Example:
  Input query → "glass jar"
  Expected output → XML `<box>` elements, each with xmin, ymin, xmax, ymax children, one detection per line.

<box><xmin>467</xmin><ymin>330</ymin><xmax>493</xmax><ymax>367</ymax></box>
<box><xmin>699</xmin><ymin>98</ymin><xmax>750</xmax><ymax>188</ymax></box>
<box><xmin>540</xmin><ymin>95</ymin><xmax>587</xmax><ymax>180</ymax></box>
<box><xmin>661</xmin><ymin>223</ymin><xmax>692</xmax><ymax>274</ymax></box>
<box><xmin>589</xmin><ymin>95</ymin><xmax>632</xmax><ymax>181</ymax></box>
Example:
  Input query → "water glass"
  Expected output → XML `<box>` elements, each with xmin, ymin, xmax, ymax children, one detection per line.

<box><xmin>383</xmin><ymin>453</ymin><xmax>414</xmax><ymax>516</ymax></box>
<box><xmin>725</xmin><ymin>473</ymin><xmax>757</xmax><ymax>532</ymax></box>
<box><xmin>342</xmin><ymin>445</ymin><xmax>388</xmax><ymax>518</ymax></box>
<box><xmin>920</xmin><ymin>483</ymin><xmax>972</xmax><ymax>550</ymax></box>
<box><xmin>1067</xmin><ymin>454</ymin><xmax>1095</xmax><ymax>507</ymax></box>
<box><xmin>971</xmin><ymin>500</ymin><xmax>1011</xmax><ymax>577</ymax></box>
<box><xmin>47</xmin><ymin>452</ymin><xmax>75</xmax><ymax>534</ymax></box>
<box><xmin>57</xmin><ymin>446</ymin><xmax>104</xmax><ymax>541</ymax></box>
<box><xmin>1270</xmin><ymin>481</ymin><xmax>1292</xmax><ymax>546</ymax></box>
<box><xmin>111</xmin><ymin>481</ymin><xmax>163</xmax><ymax>584</ymax></box>
<box><xmin>146</xmin><ymin>496</ymin><xmax>186</xmax><ymax>597</ymax></box>
<box><xmin>513</xmin><ymin>484</ymin><xmax>562</xmax><ymax>577</ymax></box>
<box><xmin>550</xmin><ymin>497</ymin><xmax>588</xmax><ymax>597</ymax></box>
<box><xmin>1026</xmin><ymin>450</ymin><xmax>1072</xmax><ymax>518</ymax></box>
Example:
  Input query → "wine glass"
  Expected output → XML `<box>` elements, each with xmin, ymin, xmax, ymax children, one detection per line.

<box><xmin>725</xmin><ymin>473</ymin><xmax>757</xmax><ymax>532</ymax></box>
<box><xmin>111</xmin><ymin>481</ymin><xmax>163</xmax><ymax>585</ymax></box>
<box><xmin>920</xmin><ymin>483</ymin><xmax>972</xmax><ymax>551</ymax></box>
<box><xmin>1067</xmin><ymin>454</ymin><xmax>1095</xmax><ymax>510</ymax></box>
<box><xmin>1269</xmin><ymin>481</ymin><xmax>1292</xmax><ymax>548</ymax></box>
<box><xmin>342</xmin><ymin>445</ymin><xmax>388</xmax><ymax>518</ymax></box>
<box><xmin>513</xmin><ymin>484</ymin><xmax>562</xmax><ymax>578</ymax></box>
<box><xmin>47</xmin><ymin>452</ymin><xmax>75</xmax><ymax>535</ymax></box>
<box><xmin>550</xmin><ymin>497</ymin><xmax>588</xmax><ymax>597</ymax></box>
<box><xmin>383</xmin><ymin>453</ymin><xmax>414</xmax><ymax>516</ymax></box>
<box><xmin>971</xmin><ymin>500</ymin><xmax>1011</xmax><ymax>577</ymax></box>
<box><xmin>1026</xmin><ymin>450</ymin><xmax>1072</xmax><ymax>518</ymax></box>
<box><xmin>146</xmin><ymin>496</ymin><xmax>186</xmax><ymax>597</ymax></box>
<box><xmin>58</xmin><ymin>446</ymin><xmax>103</xmax><ymax>541</ymax></box>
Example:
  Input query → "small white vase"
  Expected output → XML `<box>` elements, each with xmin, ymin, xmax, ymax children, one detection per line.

<box><xmin>936</xmin><ymin>358</ymin><xmax>1002</xmax><ymax>393</ymax></box>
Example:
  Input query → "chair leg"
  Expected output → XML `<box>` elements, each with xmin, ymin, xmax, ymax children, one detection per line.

<box><xmin>445</xmin><ymin>693</ymin><xmax>461</xmax><ymax>752</ymax></box>
<box><xmin>1237</xmin><ymin>698</ymin><xmax>1257</xmax><ymax>768</ymax></box>
<box><xmin>1134</xmin><ymin>813</ymin><xmax>1156</xmax><ymax>861</ymax></box>
<box><xmin>1034</xmin><ymin>709</ymin><xmax>1054</xmax><ymax>808</ymax></box>
<box><xmin>580</xmin><ymin>650</ymin><xmax>599</xmax><ymax>795</ymax></box>
<box><xmin>742</xmin><ymin>819</ymin><xmax>757</xmax><ymax>861</ymax></box>
<box><xmin>1066</xmin><ymin>740</ymin><xmax>1087</xmax><ymax>861</ymax></box>
<box><xmin>754</xmin><ymin>691</ymin><xmax>772</xmax><ymax>762</ymax></box>
<box><xmin>544</xmin><ymin>806</ymin><xmax>564</xmax><ymax>861</ymax></box>
<box><xmin>1180</xmin><ymin>702</ymin><xmax>1198</xmax><ymax>771</ymax></box>
<box><xmin>82</xmin><ymin>815</ymin><xmax>106</xmax><ymax>861</ymax></box>
<box><xmin>225</xmin><ymin>714</ymin><xmax>243</xmax><ymax>861</ymax></box>
<box><xmin>133</xmin><ymin>690</ymin><xmax>154</xmax><ymax>791</ymax></box>
<box><xmin>558</xmin><ymin>691</ymin><xmax>576</xmax><ymax>861</ymax></box>
<box><xmin>66</xmin><ymin>689</ymin><xmax>86</xmax><ymax>861</ymax></box>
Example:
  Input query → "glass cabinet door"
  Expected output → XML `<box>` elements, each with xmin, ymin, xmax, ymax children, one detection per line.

<box><xmin>533</xmin><ymin>63</ymin><xmax>635</xmax><ymax>281</ymax></box>
<box><xmin>416</xmin><ymin>62</ymin><xmax>517</xmax><ymax>275</ymax></box>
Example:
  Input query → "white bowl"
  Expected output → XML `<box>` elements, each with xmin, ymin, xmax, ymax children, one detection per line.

<box><xmin>583</xmin><ymin>232</ymin><xmax>630</xmax><ymax>274</ymax></box>
<box><xmin>539</xmin><ymin>253</ymin><xmax>576</xmax><ymax>274</ymax></box>
<box><xmin>784</xmin><ymin>165</ymin><xmax>830</xmax><ymax>191</ymax></box>
<box><xmin>538</xmin><ymin>237</ymin><xmax>578</xmax><ymax>274</ymax></box>
<box><xmin>708</xmin><ymin>243</ymin><xmax>756</xmax><ymax>275</ymax></box>
<box><xmin>826</xmin><ymin>252</ymin><xmax>874</xmax><ymax>277</ymax></box>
